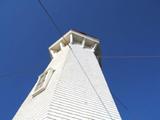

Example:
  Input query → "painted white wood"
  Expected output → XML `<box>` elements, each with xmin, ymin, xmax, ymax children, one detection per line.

<box><xmin>13</xmin><ymin>30</ymin><xmax>122</xmax><ymax>120</ymax></box>
<box><xmin>92</xmin><ymin>43</ymin><xmax>97</xmax><ymax>52</ymax></box>
<box><xmin>60</xmin><ymin>42</ymin><xmax>64</xmax><ymax>50</ymax></box>
<box><xmin>81</xmin><ymin>39</ymin><xmax>86</xmax><ymax>48</ymax></box>
<box><xmin>69</xmin><ymin>33</ymin><xmax>73</xmax><ymax>44</ymax></box>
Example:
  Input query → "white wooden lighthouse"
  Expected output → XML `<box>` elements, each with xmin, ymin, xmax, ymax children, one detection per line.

<box><xmin>13</xmin><ymin>30</ymin><xmax>122</xmax><ymax>120</ymax></box>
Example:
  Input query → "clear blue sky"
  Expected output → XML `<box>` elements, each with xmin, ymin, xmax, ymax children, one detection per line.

<box><xmin>0</xmin><ymin>0</ymin><xmax>160</xmax><ymax>119</ymax></box>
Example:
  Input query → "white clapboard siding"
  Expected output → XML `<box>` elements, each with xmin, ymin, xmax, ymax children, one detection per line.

<box><xmin>13</xmin><ymin>30</ymin><xmax>122</xmax><ymax>120</ymax></box>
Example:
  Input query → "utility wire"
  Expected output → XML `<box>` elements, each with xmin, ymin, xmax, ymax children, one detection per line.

<box><xmin>38</xmin><ymin>0</ymin><xmax>160</xmax><ymax>60</ymax></box>
<box><xmin>112</xmin><ymin>93</ymin><xmax>128</xmax><ymax>110</ymax></box>
<box><xmin>70</xmin><ymin>48</ymin><xmax>115</xmax><ymax>120</ymax></box>
<box><xmin>38</xmin><ymin>0</ymin><xmax>68</xmax><ymax>45</ymax></box>
<box><xmin>97</xmin><ymin>55</ymin><xmax>160</xmax><ymax>59</ymax></box>
<box><xmin>37</xmin><ymin>1</ymin><xmax>151</xmax><ymax>120</ymax></box>
<box><xmin>37</xmin><ymin>0</ymin><xmax>115</xmax><ymax>119</ymax></box>
<box><xmin>38</xmin><ymin>0</ymin><xmax>63</xmax><ymax>37</ymax></box>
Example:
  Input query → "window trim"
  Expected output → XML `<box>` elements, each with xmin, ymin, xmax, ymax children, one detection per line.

<box><xmin>32</xmin><ymin>68</ymin><xmax>54</xmax><ymax>97</ymax></box>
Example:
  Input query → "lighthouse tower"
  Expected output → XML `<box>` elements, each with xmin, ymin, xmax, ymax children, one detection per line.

<box><xmin>13</xmin><ymin>30</ymin><xmax>122</xmax><ymax>120</ymax></box>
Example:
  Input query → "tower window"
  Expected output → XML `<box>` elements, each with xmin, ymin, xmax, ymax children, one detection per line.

<box><xmin>32</xmin><ymin>68</ymin><xmax>54</xmax><ymax>97</ymax></box>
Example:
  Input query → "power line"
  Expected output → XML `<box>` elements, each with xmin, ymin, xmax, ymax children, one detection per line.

<box><xmin>70</xmin><ymin>48</ymin><xmax>115</xmax><ymax>120</ymax></box>
<box><xmin>38</xmin><ymin>0</ymin><xmax>63</xmax><ymax>37</ymax></box>
<box><xmin>38</xmin><ymin>0</ymin><xmax>160</xmax><ymax>60</ymax></box>
<box><xmin>97</xmin><ymin>55</ymin><xmax>160</xmax><ymax>59</ymax></box>
<box><xmin>37</xmin><ymin>1</ymin><xmax>146</xmax><ymax>119</ymax></box>
<box><xmin>37</xmin><ymin>0</ymin><xmax>115</xmax><ymax>119</ymax></box>
<box><xmin>38</xmin><ymin>0</ymin><xmax>68</xmax><ymax>45</ymax></box>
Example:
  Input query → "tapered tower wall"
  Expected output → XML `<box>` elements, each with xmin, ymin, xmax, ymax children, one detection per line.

<box><xmin>13</xmin><ymin>30</ymin><xmax>121</xmax><ymax>120</ymax></box>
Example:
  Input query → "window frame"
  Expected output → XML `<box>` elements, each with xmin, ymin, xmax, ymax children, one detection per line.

<box><xmin>32</xmin><ymin>68</ymin><xmax>54</xmax><ymax>97</ymax></box>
